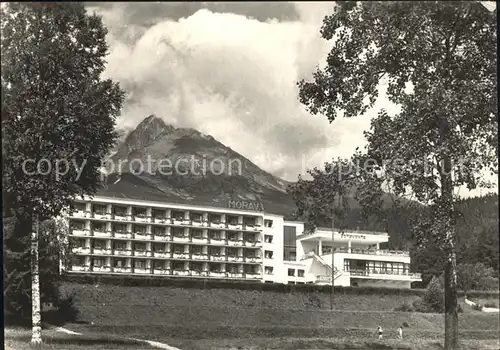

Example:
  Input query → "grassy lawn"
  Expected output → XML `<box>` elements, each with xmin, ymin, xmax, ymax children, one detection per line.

<box><xmin>44</xmin><ymin>283</ymin><xmax>500</xmax><ymax>349</ymax></box>
<box><xmin>4</xmin><ymin>327</ymin><xmax>153</xmax><ymax>350</ymax></box>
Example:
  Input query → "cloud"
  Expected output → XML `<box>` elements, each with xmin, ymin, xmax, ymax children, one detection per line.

<box><xmin>88</xmin><ymin>2</ymin><xmax>496</xmax><ymax>197</ymax></box>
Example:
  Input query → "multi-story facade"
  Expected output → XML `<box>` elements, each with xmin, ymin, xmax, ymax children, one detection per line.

<box><xmin>63</xmin><ymin>196</ymin><xmax>421</xmax><ymax>288</ymax></box>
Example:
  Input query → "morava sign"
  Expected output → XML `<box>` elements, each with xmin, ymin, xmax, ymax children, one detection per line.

<box><xmin>228</xmin><ymin>200</ymin><xmax>265</xmax><ymax>212</ymax></box>
<box><xmin>340</xmin><ymin>232</ymin><xmax>366</xmax><ymax>240</ymax></box>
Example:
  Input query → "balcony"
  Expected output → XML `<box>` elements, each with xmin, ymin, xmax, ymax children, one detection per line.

<box><xmin>113</xmin><ymin>214</ymin><xmax>128</xmax><ymax>221</ymax></box>
<box><xmin>226</xmin><ymin>222</ymin><xmax>242</xmax><ymax>230</ymax></box>
<box><xmin>114</xmin><ymin>231</ymin><xmax>132</xmax><ymax>239</ymax></box>
<box><xmin>153</xmin><ymin>251</ymin><xmax>170</xmax><ymax>258</ymax></box>
<box><xmin>227</xmin><ymin>272</ymin><xmax>244</xmax><ymax>279</ymax></box>
<box><xmin>348</xmin><ymin>269</ymin><xmax>422</xmax><ymax>279</ymax></box>
<box><xmin>227</xmin><ymin>256</ymin><xmax>244</xmax><ymax>262</ymax></box>
<box><xmin>172</xmin><ymin>218</ymin><xmax>185</xmax><ymax>225</ymax></box>
<box><xmin>71</xmin><ymin>228</ymin><xmax>90</xmax><ymax>236</ymax></box>
<box><xmin>333</xmin><ymin>247</ymin><xmax>410</xmax><ymax>257</ymax></box>
<box><xmin>191</xmin><ymin>237</ymin><xmax>208</xmax><ymax>244</ymax></box>
<box><xmin>227</xmin><ymin>240</ymin><xmax>244</xmax><ymax>247</ymax></box>
<box><xmin>245</xmin><ymin>256</ymin><xmax>260</xmax><ymax>263</ymax></box>
<box><xmin>191</xmin><ymin>219</ymin><xmax>203</xmax><ymax>227</ymax></box>
<box><xmin>245</xmin><ymin>273</ymin><xmax>261</xmax><ymax>279</ymax></box>
<box><xmin>92</xmin><ymin>230</ymin><xmax>110</xmax><ymax>238</ymax></box>
<box><xmin>72</xmin><ymin>247</ymin><xmax>91</xmax><ymax>255</ymax></box>
<box><xmin>244</xmin><ymin>240</ymin><xmax>261</xmax><ymax>247</ymax></box>
<box><xmin>134</xmin><ymin>215</ymin><xmax>151</xmax><ymax>223</ymax></box>
<box><xmin>173</xmin><ymin>269</ymin><xmax>190</xmax><ymax>276</ymax></box>
<box><xmin>154</xmin><ymin>217</ymin><xmax>171</xmax><ymax>224</ymax></box>
<box><xmin>210</xmin><ymin>255</ymin><xmax>227</xmax><ymax>262</ymax></box>
<box><xmin>210</xmin><ymin>221</ymin><xmax>226</xmax><ymax>229</ymax></box>
<box><xmin>154</xmin><ymin>269</ymin><xmax>171</xmax><ymax>275</ymax></box>
<box><xmin>92</xmin><ymin>248</ymin><xmax>112</xmax><ymax>255</ymax></box>
<box><xmin>190</xmin><ymin>270</ymin><xmax>208</xmax><ymax>277</ymax></box>
<box><xmin>172</xmin><ymin>236</ymin><xmax>190</xmax><ymax>243</ymax></box>
<box><xmin>410</xmin><ymin>273</ymin><xmax>422</xmax><ymax>280</ymax></box>
<box><xmin>93</xmin><ymin>212</ymin><xmax>111</xmax><ymax>220</ymax></box>
<box><xmin>172</xmin><ymin>252</ymin><xmax>190</xmax><ymax>259</ymax></box>
<box><xmin>92</xmin><ymin>266</ymin><xmax>112</xmax><ymax>273</ymax></box>
<box><xmin>134</xmin><ymin>232</ymin><xmax>151</xmax><ymax>240</ymax></box>
<box><xmin>134</xmin><ymin>250</ymin><xmax>152</xmax><ymax>257</ymax></box>
<box><xmin>71</xmin><ymin>210</ymin><xmax>91</xmax><ymax>218</ymax></box>
<box><xmin>191</xmin><ymin>253</ymin><xmax>209</xmax><ymax>261</ymax></box>
<box><xmin>133</xmin><ymin>268</ymin><xmax>150</xmax><ymax>274</ymax></box>
<box><xmin>153</xmin><ymin>234</ymin><xmax>171</xmax><ymax>241</ymax></box>
<box><xmin>113</xmin><ymin>267</ymin><xmax>132</xmax><ymax>273</ymax></box>
<box><xmin>208</xmin><ymin>238</ymin><xmax>226</xmax><ymax>245</ymax></box>
<box><xmin>114</xmin><ymin>249</ymin><xmax>132</xmax><ymax>256</ymax></box>
<box><xmin>209</xmin><ymin>271</ymin><xmax>226</xmax><ymax>278</ymax></box>
<box><xmin>70</xmin><ymin>265</ymin><xmax>91</xmax><ymax>272</ymax></box>
<box><xmin>243</xmin><ymin>223</ymin><xmax>260</xmax><ymax>232</ymax></box>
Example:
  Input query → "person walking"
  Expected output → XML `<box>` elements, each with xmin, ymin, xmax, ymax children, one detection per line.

<box><xmin>397</xmin><ymin>326</ymin><xmax>403</xmax><ymax>339</ymax></box>
<box><xmin>377</xmin><ymin>326</ymin><xmax>383</xmax><ymax>340</ymax></box>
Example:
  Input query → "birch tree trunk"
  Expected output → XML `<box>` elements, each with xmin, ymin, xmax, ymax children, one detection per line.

<box><xmin>31</xmin><ymin>214</ymin><xmax>42</xmax><ymax>349</ymax></box>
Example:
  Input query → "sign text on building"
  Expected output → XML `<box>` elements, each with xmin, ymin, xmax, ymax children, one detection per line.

<box><xmin>228</xmin><ymin>200</ymin><xmax>264</xmax><ymax>212</ymax></box>
<box><xmin>340</xmin><ymin>232</ymin><xmax>366</xmax><ymax>240</ymax></box>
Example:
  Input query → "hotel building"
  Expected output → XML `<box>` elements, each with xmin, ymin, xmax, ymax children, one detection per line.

<box><xmin>64</xmin><ymin>196</ymin><xmax>421</xmax><ymax>288</ymax></box>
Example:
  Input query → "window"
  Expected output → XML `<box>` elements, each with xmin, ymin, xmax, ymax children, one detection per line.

<box><xmin>173</xmin><ymin>245</ymin><xmax>185</xmax><ymax>254</ymax></box>
<box><xmin>210</xmin><ymin>213</ymin><xmax>221</xmax><ymax>224</ymax></box>
<box><xmin>228</xmin><ymin>232</ymin><xmax>238</xmax><ymax>241</ymax></box>
<box><xmin>283</xmin><ymin>226</ymin><xmax>297</xmax><ymax>261</ymax></box>
<box><xmin>153</xmin><ymin>209</ymin><xmax>166</xmax><ymax>219</ymax></box>
<box><xmin>134</xmin><ymin>242</ymin><xmax>147</xmax><ymax>252</ymax></box>
<box><xmin>70</xmin><ymin>237</ymin><xmax>85</xmax><ymax>248</ymax></box>
<box><xmin>264</xmin><ymin>235</ymin><xmax>273</xmax><ymax>243</ymax></box>
<box><xmin>134</xmin><ymin>260</ymin><xmax>145</xmax><ymax>269</ymax></box>
<box><xmin>134</xmin><ymin>207</ymin><xmax>148</xmax><ymax>217</ymax></box>
<box><xmin>114</xmin><ymin>259</ymin><xmax>125</xmax><ymax>268</ymax></box>
<box><xmin>93</xmin><ymin>204</ymin><xmax>107</xmax><ymax>215</ymax></box>
<box><xmin>71</xmin><ymin>220</ymin><xmax>86</xmax><ymax>229</ymax></box>
<box><xmin>92</xmin><ymin>222</ymin><xmax>106</xmax><ymax>232</ymax></box>
<box><xmin>153</xmin><ymin>226</ymin><xmax>166</xmax><ymax>236</ymax></box>
<box><xmin>245</xmin><ymin>250</ymin><xmax>255</xmax><ymax>258</ymax></box>
<box><xmin>288</xmin><ymin>269</ymin><xmax>295</xmax><ymax>277</ymax></box>
<box><xmin>113</xmin><ymin>241</ymin><xmax>126</xmax><ymax>250</ymax></box>
<box><xmin>209</xmin><ymin>230</ymin><xmax>220</xmax><ymax>239</ymax></box>
<box><xmin>191</xmin><ymin>229</ymin><xmax>203</xmax><ymax>239</ymax></box>
<box><xmin>173</xmin><ymin>261</ymin><xmax>185</xmax><ymax>270</ymax></box>
<box><xmin>153</xmin><ymin>260</ymin><xmax>164</xmax><ymax>270</ymax></box>
<box><xmin>93</xmin><ymin>258</ymin><xmax>104</xmax><ymax>267</ymax></box>
<box><xmin>245</xmin><ymin>265</ymin><xmax>256</xmax><ymax>274</ymax></box>
<box><xmin>113</xmin><ymin>206</ymin><xmax>127</xmax><ymax>216</ymax></box>
<box><xmin>245</xmin><ymin>234</ymin><xmax>255</xmax><ymax>243</ymax></box>
<box><xmin>93</xmin><ymin>239</ymin><xmax>106</xmax><ymax>249</ymax></box>
<box><xmin>72</xmin><ymin>256</ymin><xmax>85</xmax><ymax>266</ymax></box>
<box><xmin>265</xmin><ymin>266</ymin><xmax>274</xmax><ymax>275</ymax></box>
<box><xmin>172</xmin><ymin>210</ymin><xmax>185</xmax><ymax>221</ymax></box>
<box><xmin>226</xmin><ymin>215</ymin><xmax>238</xmax><ymax>225</ymax></box>
<box><xmin>153</xmin><ymin>243</ymin><xmax>165</xmax><ymax>253</ymax></box>
<box><xmin>298</xmin><ymin>269</ymin><xmax>305</xmax><ymax>277</ymax></box>
<box><xmin>172</xmin><ymin>227</ymin><xmax>185</xmax><ymax>238</ymax></box>
<box><xmin>264</xmin><ymin>219</ymin><xmax>273</xmax><ymax>228</ymax></box>
<box><xmin>210</xmin><ymin>263</ymin><xmax>221</xmax><ymax>272</ymax></box>
<box><xmin>264</xmin><ymin>250</ymin><xmax>274</xmax><ymax>259</ymax></box>
<box><xmin>191</xmin><ymin>245</ymin><xmax>202</xmax><ymax>255</ymax></box>
<box><xmin>133</xmin><ymin>225</ymin><xmax>147</xmax><ymax>234</ymax></box>
<box><xmin>227</xmin><ymin>248</ymin><xmax>238</xmax><ymax>257</ymax></box>
<box><xmin>228</xmin><ymin>264</ymin><xmax>238</xmax><ymax>273</ymax></box>
<box><xmin>190</xmin><ymin>212</ymin><xmax>203</xmax><ymax>222</ymax></box>
<box><xmin>191</xmin><ymin>262</ymin><xmax>203</xmax><ymax>272</ymax></box>
<box><xmin>73</xmin><ymin>202</ymin><xmax>86</xmax><ymax>212</ymax></box>
<box><xmin>113</xmin><ymin>223</ymin><xmax>127</xmax><ymax>233</ymax></box>
<box><xmin>210</xmin><ymin>247</ymin><xmax>221</xmax><ymax>256</ymax></box>
<box><xmin>244</xmin><ymin>217</ymin><xmax>255</xmax><ymax>226</ymax></box>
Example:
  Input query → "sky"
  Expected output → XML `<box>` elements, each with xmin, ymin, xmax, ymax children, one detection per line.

<box><xmin>84</xmin><ymin>2</ymin><xmax>497</xmax><ymax>198</ymax></box>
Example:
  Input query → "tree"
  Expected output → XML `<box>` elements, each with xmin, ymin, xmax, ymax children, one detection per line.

<box><xmin>1</xmin><ymin>3</ymin><xmax>125</xmax><ymax>347</ymax></box>
<box><xmin>456</xmin><ymin>263</ymin><xmax>499</xmax><ymax>292</ymax></box>
<box><xmin>288</xmin><ymin>153</ymin><xmax>384</xmax><ymax>308</ymax></box>
<box><xmin>297</xmin><ymin>2</ymin><xmax>497</xmax><ymax>348</ymax></box>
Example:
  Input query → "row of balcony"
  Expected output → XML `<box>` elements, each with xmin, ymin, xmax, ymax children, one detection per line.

<box><xmin>72</xmin><ymin>248</ymin><xmax>262</xmax><ymax>263</ymax></box>
<box><xmin>71</xmin><ymin>211</ymin><xmax>262</xmax><ymax>231</ymax></box>
<box><xmin>71</xmin><ymin>229</ymin><xmax>262</xmax><ymax>246</ymax></box>
<box><xmin>347</xmin><ymin>269</ymin><xmax>422</xmax><ymax>279</ymax></box>
<box><xmin>305</xmin><ymin>248</ymin><xmax>410</xmax><ymax>258</ymax></box>
<box><xmin>69</xmin><ymin>266</ymin><xmax>261</xmax><ymax>279</ymax></box>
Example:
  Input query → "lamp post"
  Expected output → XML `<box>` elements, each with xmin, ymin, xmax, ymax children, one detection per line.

<box><xmin>330</xmin><ymin>217</ymin><xmax>334</xmax><ymax>310</ymax></box>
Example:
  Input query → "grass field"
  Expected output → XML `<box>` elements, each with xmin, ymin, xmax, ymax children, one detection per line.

<box><xmin>7</xmin><ymin>283</ymin><xmax>498</xmax><ymax>349</ymax></box>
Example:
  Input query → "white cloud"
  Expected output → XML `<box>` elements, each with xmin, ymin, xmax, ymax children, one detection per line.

<box><xmin>91</xmin><ymin>3</ymin><xmax>496</xmax><ymax>198</ymax></box>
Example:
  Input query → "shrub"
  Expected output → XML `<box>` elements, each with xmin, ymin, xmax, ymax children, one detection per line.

<box><xmin>412</xmin><ymin>276</ymin><xmax>444</xmax><ymax>313</ymax></box>
<box><xmin>394</xmin><ymin>302</ymin><xmax>414</xmax><ymax>312</ymax></box>
<box><xmin>484</xmin><ymin>302</ymin><xmax>499</xmax><ymax>308</ymax></box>
<box><xmin>402</xmin><ymin>322</ymin><xmax>410</xmax><ymax>328</ymax></box>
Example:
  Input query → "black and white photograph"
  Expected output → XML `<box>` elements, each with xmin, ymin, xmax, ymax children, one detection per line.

<box><xmin>2</xmin><ymin>1</ymin><xmax>498</xmax><ymax>349</ymax></box>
